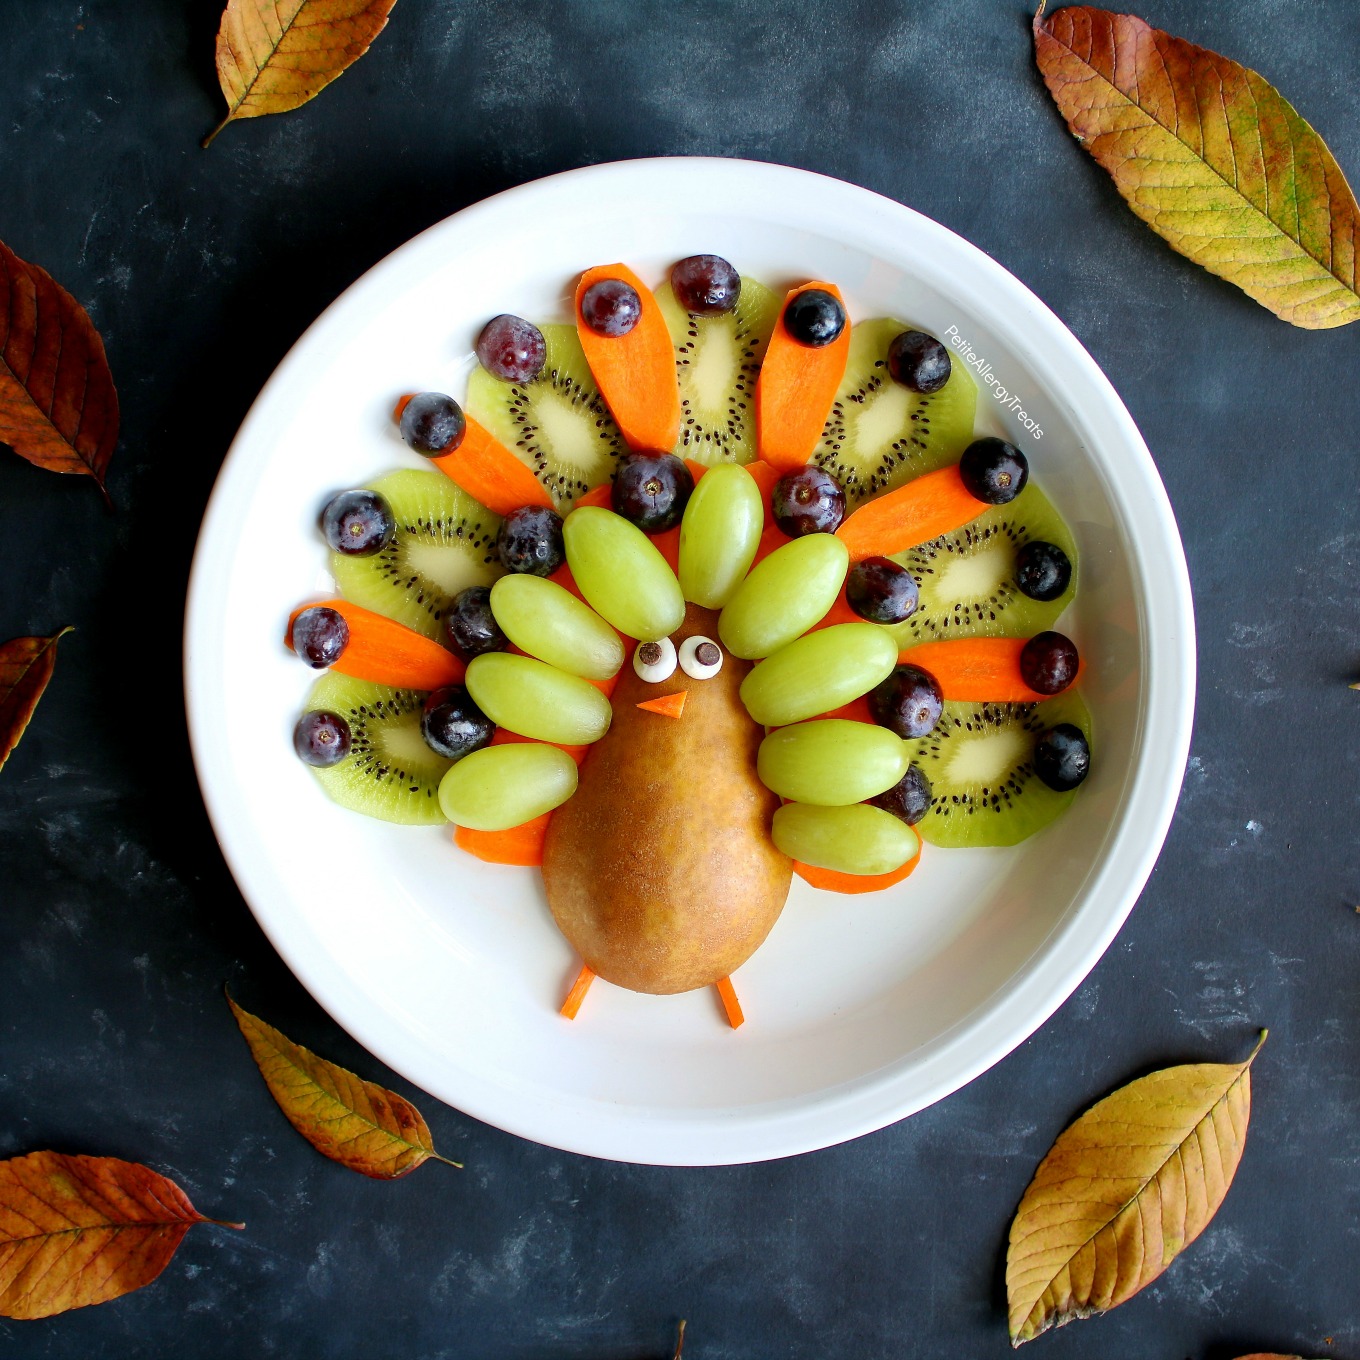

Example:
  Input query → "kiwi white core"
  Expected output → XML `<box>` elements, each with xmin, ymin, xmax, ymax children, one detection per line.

<box><xmin>376</xmin><ymin>715</ymin><xmax>439</xmax><ymax>770</ymax></box>
<box><xmin>844</xmin><ymin>382</ymin><xmax>913</xmax><ymax>468</ymax></box>
<box><xmin>401</xmin><ymin>540</ymin><xmax>490</xmax><ymax>600</ymax></box>
<box><xmin>935</xmin><ymin>544</ymin><xmax>1011</xmax><ymax>602</ymax></box>
<box><xmin>533</xmin><ymin>391</ymin><xmax>612</xmax><ymax>478</ymax></box>
<box><xmin>940</xmin><ymin>726</ymin><xmax>1030</xmax><ymax>789</ymax></box>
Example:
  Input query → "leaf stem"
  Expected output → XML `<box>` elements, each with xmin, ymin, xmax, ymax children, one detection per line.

<box><xmin>201</xmin><ymin>115</ymin><xmax>232</xmax><ymax>150</ymax></box>
<box><xmin>429</xmin><ymin>1153</ymin><xmax>464</xmax><ymax>1170</ymax></box>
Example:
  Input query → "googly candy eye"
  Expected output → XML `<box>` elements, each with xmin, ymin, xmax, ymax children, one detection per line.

<box><xmin>678</xmin><ymin>635</ymin><xmax>723</xmax><ymax>680</ymax></box>
<box><xmin>633</xmin><ymin>637</ymin><xmax>677</xmax><ymax>683</ymax></box>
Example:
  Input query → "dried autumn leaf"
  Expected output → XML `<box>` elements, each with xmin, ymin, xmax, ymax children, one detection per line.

<box><xmin>1034</xmin><ymin>5</ymin><xmax>1360</xmax><ymax>329</ymax></box>
<box><xmin>0</xmin><ymin>241</ymin><xmax>119</xmax><ymax>493</ymax></box>
<box><xmin>0</xmin><ymin>629</ymin><xmax>72</xmax><ymax>774</ymax></box>
<box><xmin>228</xmin><ymin>994</ymin><xmax>460</xmax><ymax>1178</ymax></box>
<box><xmin>0</xmin><ymin>1152</ymin><xmax>242</xmax><ymax>1320</ymax></box>
<box><xmin>204</xmin><ymin>0</ymin><xmax>399</xmax><ymax>147</ymax></box>
<box><xmin>1006</xmin><ymin>1031</ymin><xmax>1267</xmax><ymax>1345</ymax></box>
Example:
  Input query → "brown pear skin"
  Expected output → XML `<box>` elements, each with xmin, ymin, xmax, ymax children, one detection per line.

<box><xmin>542</xmin><ymin>603</ymin><xmax>792</xmax><ymax>994</ymax></box>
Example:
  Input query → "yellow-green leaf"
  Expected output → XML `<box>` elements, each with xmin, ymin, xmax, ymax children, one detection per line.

<box><xmin>1034</xmin><ymin>5</ymin><xmax>1360</xmax><ymax>329</ymax></box>
<box><xmin>204</xmin><ymin>0</ymin><xmax>399</xmax><ymax>148</ymax></box>
<box><xmin>228</xmin><ymin>994</ymin><xmax>459</xmax><ymax>1179</ymax></box>
<box><xmin>1006</xmin><ymin>1031</ymin><xmax>1267</xmax><ymax>1345</ymax></box>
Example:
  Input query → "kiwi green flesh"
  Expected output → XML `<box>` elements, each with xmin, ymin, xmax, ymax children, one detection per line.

<box><xmin>304</xmin><ymin>673</ymin><xmax>452</xmax><ymax>825</ymax></box>
<box><xmin>815</xmin><ymin>318</ymin><xmax>977</xmax><ymax>507</ymax></box>
<box><xmin>466</xmin><ymin>323</ymin><xmax>625</xmax><ymax>510</ymax></box>
<box><xmin>908</xmin><ymin>690</ymin><xmax>1090</xmax><ymax>848</ymax></box>
<box><xmin>330</xmin><ymin>469</ymin><xmax>502</xmax><ymax>641</ymax></box>
<box><xmin>654</xmin><ymin>276</ymin><xmax>780</xmax><ymax>467</ymax></box>
<box><xmin>885</xmin><ymin>480</ymin><xmax>1078</xmax><ymax>647</ymax></box>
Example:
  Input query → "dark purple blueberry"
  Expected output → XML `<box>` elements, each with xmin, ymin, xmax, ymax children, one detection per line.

<box><xmin>670</xmin><ymin>255</ymin><xmax>741</xmax><ymax>315</ymax></box>
<box><xmin>612</xmin><ymin>453</ymin><xmax>694</xmax><ymax>532</ymax></box>
<box><xmin>1034</xmin><ymin>723</ymin><xmax>1090</xmax><ymax>792</ymax></box>
<box><xmin>580</xmin><ymin>279</ymin><xmax>642</xmax><ymax>337</ymax></box>
<box><xmin>887</xmin><ymin>330</ymin><xmax>951</xmax><ymax>393</ymax></box>
<box><xmin>444</xmin><ymin>585</ymin><xmax>508</xmax><ymax>660</ymax></box>
<box><xmin>476</xmin><ymin>314</ymin><xmax>547</xmax><ymax>383</ymax></box>
<box><xmin>869</xmin><ymin>664</ymin><xmax>943</xmax><ymax>739</ymax></box>
<box><xmin>290</xmin><ymin>606</ymin><xmax>349</xmax><ymax>669</ymax></box>
<box><xmin>1014</xmin><ymin>540</ymin><xmax>1072</xmax><ymax>602</ymax></box>
<box><xmin>421</xmin><ymin>685</ymin><xmax>494</xmax><ymax>761</ymax></box>
<box><xmin>400</xmin><ymin>392</ymin><xmax>466</xmax><ymax>456</ymax></box>
<box><xmin>1020</xmin><ymin>631</ymin><xmax>1079</xmax><ymax>695</ymax></box>
<box><xmin>771</xmin><ymin>465</ymin><xmax>845</xmax><ymax>536</ymax></box>
<box><xmin>846</xmin><ymin>556</ymin><xmax>919</xmax><ymax>623</ymax></box>
<box><xmin>321</xmin><ymin>489</ymin><xmax>396</xmax><ymax>557</ymax></box>
<box><xmin>870</xmin><ymin>764</ymin><xmax>932</xmax><ymax>825</ymax></box>
<box><xmin>783</xmin><ymin>289</ymin><xmax>846</xmax><ymax>347</ymax></box>
<box><xmin>293</xmin><ymin>710</ymin><xmax>351</xmax><ymax>767</ymax></box>
<box><xmin>959</xmin><ymin>437</ymin><xmax>1028</xmax><ymax>505</ymax></box>
<box><xmin>496</xmin><ymin>505</ymin><xmax>565</xmax><ymax>576</ymax></box>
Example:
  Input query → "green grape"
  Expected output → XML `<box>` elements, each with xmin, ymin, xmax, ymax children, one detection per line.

<box><xmin>438</xmin><ymin>742</ymin><xmax>578</xmax><ymax>831</ymax></box>
<box><xmin>465</xmin><ymin>653</ymin><xmax>611</xmax><ymax>745</ymax></box>
<box><xmin>678</xmin><ymin>464</ymin><xmax>764</xmax><ymax>608</ymax></box>
<box><xmin>489</xmin><ymin>574</ymin><xmax>623</xmax><ymax>680</ymax></box>
<box><xmin>757</xmin><ymin>720</ymin><xmax>908</xmax><ymax>805</ymax></box>
<box><xmin>740</xmin><ymin>623</ymin><xmax>898</xmax><ymax>726</ymax></box>
<box><xmin>562</xmin><ymin>506</ymin><xmax>686</xmax><ymax>642</ymax></box>
<box><xmin>772</xmin><ymin>802</ymin><xmax>920</xmax><ymax>875</ymax></box>
<box><xmin>717</xmin><ymin>534</ymin><xmax>849</xmax><ymax>659</ymax></box>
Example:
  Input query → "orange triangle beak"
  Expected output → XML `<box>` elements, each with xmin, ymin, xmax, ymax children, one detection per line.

<box><xmin>636</xmin><ymin>690</ymin><xmax>688</xmax><ymax>719</ymax></box>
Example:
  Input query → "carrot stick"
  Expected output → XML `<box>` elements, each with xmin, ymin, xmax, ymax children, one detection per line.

<box><xmin>755</xmin><ymin>282</ymin><xmax>851</xmax><ymax>473</ymax></box>
<box><xmin>573</xmin><ymin>482</ymin><xmax>614</xmax><ymax>511</ymax></box>
<box><xmin>815</xmin><ymin>693</ymin><xmax>875</xmax><ymax>724</ymax></box>
<box><xmin>489</xmin><ymin>728</ymin><xmax>591</xmax><ymax>766</ymax></box>
<box><xmin>751</xmin><ymin>520</ymin><xmax>793</xmax><ymax>567</ymax></box>
<box><xmin>794</xmin><ymin>842</ymin><xmax>922</xmax><ymax>895</ymax></box>
<box><xmin>898</xmin><ymin>638</ymin><xmax>1083</xmax><ymax>704</ymax></box>
<box><xmin>560</xmin><ymin>964</ymin><xmax>596</xmax><ymax>1019</ymax></box>
<box><xmin>714</xmin><ymin>976</ymin><xmax>745</xmax><ymax>1029</ymax></box>
<box><xmin>575</xmin><ymin>264</ymin><xmax>680</xmax><ymax>452</ymax></box>
<box><xmin>636</xmin><ymin>690</ymin><xmax>687</xmax><ymax>719</ymax></box>
<box><xmin>287</xmin><ymin>599</ymin><xmax>464</xmax><ymax>690</ymax></box>
<box><xmin>429</xmin><ymin>416</ymin><xmax>553</xmax><ymax>515</ymax></box>
<box><xmin>835</xmin><ymin>464</ymin><xmax>985</xmax><ymax>562</ymax></box>
<box><xmin>455</xmin><ymin>813</ymin><xmax>550</xmax><ymax>866</ymax></box>
<box><xmin>808</xmin><ymin>588</ymin><xmax>859</xmax><ymax>632</ymax></box>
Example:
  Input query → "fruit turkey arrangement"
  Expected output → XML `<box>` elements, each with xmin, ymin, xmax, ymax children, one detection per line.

<box><xmin>286</xmin><ymin>256</ymin><xmax>1092</xmax><ymax>1026</ymax></box>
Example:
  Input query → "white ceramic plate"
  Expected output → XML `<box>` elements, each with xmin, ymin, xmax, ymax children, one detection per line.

<box><xmin>185</xmin><ymin>158</ymin><xmax>1194</xmax><ymax>1166</ymax></box>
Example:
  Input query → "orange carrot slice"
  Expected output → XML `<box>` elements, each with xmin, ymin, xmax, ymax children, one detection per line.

<box><xmin>560</xmin><ymin>964</ymin><xmax>595</xmax><ymax>1019</ymax></box>
<box><xmin>287</xmin><ymin>599</ymin><xmax>464</xmax><ymax>690</ymax></box>
<box><xmin>835</xmin><ymin>464</ymin><xmax>985</xmax><ymax>562</ymax></box>
<box><xmin>573</xmin><ymin>482</ymin><xmax>614</xmax><ymax>511</ymax></box>
<box><xmin>575</xmin><ymin>264</ymin><xmax>680</xmax><ymax>452</ymax></box>
<box><xmin>430</xmin><ymin>416</ymin><xmax>553</xmax><ymax>515</ymax></box>
<box><xmin>898</xmin><ymin>638</ymin><xmax>1083</xmax><ymax>704</ymax></box>
<box><xmin>815</xmin><ymin>693</ymin><xmax>875</xmax><ymax>724</ymax></box>
<box><xmin>751</xmin><ymin>520</ymin><xmax>793</xmax><ymax>567</ymax></box>
<box><xmin>636</xmin><ymin>690</ymin><xmax>687</xmax><ymax>719</ymax></box>
<box><xmin>489</xmin><ymin>728</ymin><xmax>591</xmax><ymax>766</ymax></box>
<box><xmin>715</xmin><ymin>976</ymin><xmax>745</xmax><ymax>1029</ymax></box>
<box><xmin>755</xmin><ymin>282</ymin><xmax>851</xmax><ymax>473</ymax></box>
<box><xmin>794</xmin><ymin>843</ymin><xmax>922</xmax><ymax>895</ymax></box>
<box><xmin>455</xmin><ymin>814</ymin><xmax>551</xmax><ymax>866</ymax></box>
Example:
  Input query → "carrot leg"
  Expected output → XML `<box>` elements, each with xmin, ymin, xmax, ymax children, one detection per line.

<box><xmin>714</xmin><ymin>976</ymin><xmax>745</xmax><ymax>1029</ymax></box>
<box><xmin>560</xmin><ymin>965</ymin><xmax>596</xmax><ymax>1019</ymax></box>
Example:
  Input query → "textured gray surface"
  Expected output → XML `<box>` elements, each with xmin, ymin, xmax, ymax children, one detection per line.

<box><xmin>1</xmin><ymin>1</ymin><xmax>1358</xmax><ymax>1356</ymax></box>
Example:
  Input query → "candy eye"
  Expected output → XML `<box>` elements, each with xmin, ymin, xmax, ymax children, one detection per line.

<box><xmin>679</xmin><ymin>635</ymin><xmax>723</xmax><ymax>680</ymax></box>
<box><xmin>633</xmin><ymin>636</ymin><xmax>677</xmax><ymax>683</ymax></box>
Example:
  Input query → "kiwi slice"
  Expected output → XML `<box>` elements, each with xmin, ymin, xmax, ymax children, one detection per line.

<box><xmin>654</xmin><ymin>275</ymin><xmax>780</xmax><ymax>466</ymax></box>
<box><xmin>885</xmin><ymin>481</ymin><xmax>1078</xmax><ymax>646</ymax></box>
<box><xmin>303</xmin><ymin>673</ymin><xmax>452</xmax><ymax>825</ymax></box>
<box><xmin>815</xmin><ymin>318</ymin><xmax>977</xmax><ymax>506</ymax></box>
<box><xmin>466</xmin><ymin>323</ymin><xmax>625</xmax><ymax>508</ymax></box>
<box><xmin>909</xmin><ymin>689</ymin><xmax>1091</xmax><ymax>848</ymax></box>
<box><xmin>330</xmin><ymin>469</ymin><xmax>502</xmax><ymax>641</ymax></box>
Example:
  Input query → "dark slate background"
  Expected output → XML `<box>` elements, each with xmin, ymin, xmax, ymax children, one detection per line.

<box><xmin>1</xmin><ymin>1</ymin><xmax>1357</xmax><ymax>1356</ymax></box>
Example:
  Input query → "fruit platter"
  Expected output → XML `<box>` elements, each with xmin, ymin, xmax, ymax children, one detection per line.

<box><xmin>186</xmin><ymin>159</ymin><xmax>1194</xmax><ymax>1163</ymax></box>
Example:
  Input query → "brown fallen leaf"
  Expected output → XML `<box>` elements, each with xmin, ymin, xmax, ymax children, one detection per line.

<box><xmin>0</xmin><ymin>241</ymin><xmax>119</xmax><ymax>495</ymax></box>
<box><xmin>204</xmin><ymin>0</ymin><xmax>399</xmax><ymax>148</ymax></box>
<box><xmin>228</xmin><ymin>994</ymin><xmax>460</xmax><ymax>1178</ymax></box>
<box><xmin>1234</xmin><ymin>1354</ymin><xmax>1312</xmax><ymax>1359</ymax></box>
<box><xmin>0</xmin><ymin>1151</ymin><xmax>242</xmax><ymax>1320</ymax></box>
<box><xmin>1006</xmin><ymin>1031</ymin><xmax>1267</xmax><ymax>1345</ymax></box>
<box><xmin>0</xmin><ymin>630</ymin><xmax>72</xmax><ymax>775</ymax></box>
<box><xmin>1034</xmin><ymin>5</ymin><xmax>1360</xmax><ymax>329</ymax></box>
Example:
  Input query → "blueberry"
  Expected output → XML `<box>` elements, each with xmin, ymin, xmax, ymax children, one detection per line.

<box><xmin>476</xmin><ymin>315</ymin><xmax>547</xmax><ymax>383</ymax></box>
<box><xmin>611</xmin><ymin>452</ymin><xmax>694</xmax><ymax>532</ymax></box>
<box><xmin>421</xmin><ymin>685</ymin><xmax>494</xmax><ymax>761</ymax></box>
<box><xmin>1020</xmin><ymin>631</ymin><xmax>1079</xmax><ymax>695</ymax></box>
<box><xmin>497</xmin><ymin>505</ymin><xmax>565</xmax><ymax>576</ymax></box>
<box><xmin>959</xmin><ymin>437</ymin><xmax>1028</xmax><ymax>505</ymax></box>
<box><xmin>670</xmin><ymin>255</ymin><xmax>741</xmax><ymax>315</ymax></box>
<box><xmin>580</xmin><ymin>279</ymin><xmax>641</xmax><ymax>337</ymax></box>
<box><xmin>400</xmin><ymin>392</ymin><xmax>466</xmax><ymax>456</ymax></box>
<box><xmin>1033</xmin><ymin>724</ymin><xmax>1090</xmax><ymax>791</ymax></box>
<box><xmin>846</xmin><ymin>556</ymin><xmax>919</xmax><ymax>623</ymax></box>
<box><xmin>1014</xmin><ymin>541</ymin><xmax>1072</xmax><ymax>602</ymax></box>
<box><xmin>771</xmin><ymin>465</ymin><xmax>845</xmax><ymax>536</ymax></box>
<box><xmin>869</xmin><ymin>664</ymin><xmax>943</xmax><ymax>739</ymax></box>
<box><xmin>886</xmin><ymin>330</ymin><xmax>951</xmax><ymax>394</ymax></box>
<box><xmin>783</xmin><ymin>289</ymin><xmax>846</xmax><ymax>347</ymax></box>
<box><xmin>444</xmin><ymin>585</ymin><xmax>508</xmax><ymax>660</ymax></box>
<box><xmin>293</xmin><ymin>710</ymin><xmax>351</xmax><ymax>767</ymax></box>
<box><xmin>870</xmin><ymin>764</ymin><xmax>932</xmax><ymax>825</ymax></box>
<box><xmin>321</xmin><ymin>489</ymin><xmax>395</xmax><ymax>557</ymax></box>
<box><xmin>290</xmin><ymin>606</ymin><xmax>348</xmax><ymax>669</ymax></box>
